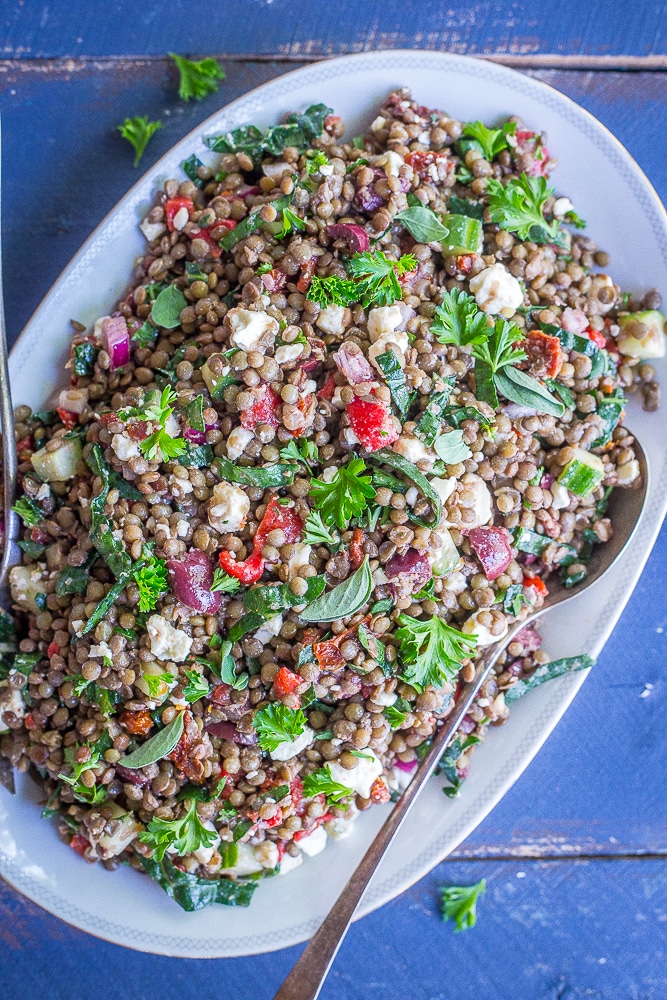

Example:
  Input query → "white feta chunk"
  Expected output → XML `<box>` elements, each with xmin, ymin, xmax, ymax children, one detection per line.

<box><xmin>9</xmin><ymin>565</ymin><xmax>47</xmax><ymax>614</ymax></box>
<box><xmin>469</xmin><ymin>262</ymin><xmax>524</xmax><ymax>318</ymax></box>
<box><xmin>387</xmin><ymin>765</ymin><xmax>414</xmax><ymax>794</ymax></box>
<box><xmin>111</xmin><ymin>432</ymin><xmax>140</xmax><ymax>461</ymax></box>
<box><xmin>297</xmin><ymin>826</ymin><xmax>328</xmax><ymax>857</ymax></box>
<box><xmin>277</xmin><ymin>851</ymin><xmax>304</xmax><ymax>876</ymax></box>
<box><xmin>269</xmin><ymin>726</ymin><xmax>315</xmax><ymax>762</ymax></box>
<box><xmin>0</xmin><ymin>684</ymin><xmax>25</xmax><ymax>733</ymax></box>
<box><xmin>430</xmin><ymin>476</ymin><xmax>457</xmax><ymax>507</ymax></box>
<box><xmin>371</xmin><ymin>150</ymin><xmax>403</xmax><ymax>177</ymax></box>
<box><xmin>442</xmin><ymin>570</ymin><xmax>467</xmax><ymax>595</ymax></box>
<box><xmin>462</xmin><ymin>609</ymin><xmax>508</xmax><ymax>646</ymax></box>
<box><xmin>587</xmin><ymin>274</ymin><xmax>617</xmax><ymax>315</ymax></box>
<box><xmin>35</xmin><ymin>483</ymin><xmax>51</xmax><ymax>501</ymax></box>
<box><xmin>254</xmin><ymin>614</ymin><xmax>283</xmax><ymax>645</ymax></box>
<box><xmin>208</xmin><ymin>482</ymin><xmax>250</xmax><ymax>533</ymax></box>
<box><xmin>370</xmin><ymin>115</ymin><xmax>386</xmax><ymax>132</ymax></box>
<box><xmin>164</xmin><ymin>413</ymin><xmax>180</xmax><ymax>439</ymax></box>
<box><xmin>89</xmin><ymin>642</ymin><xmax>113</xmax><ymax>661</ymax></box>
<box><xmin>372</xmin><ymin>689</ymin><xmax>397</xmax><ymax>707</ymax></box>
<box><xmin>324</xmin><ymin>807</ymin><xmax>358</xmax><ymax>839</ymax></box>
<box><xmin>327</xmin><ymin>749</ymin><xmax>383</xmax><ymax>799</ymax></box>
<box><xmin>316</xmin><ymin>304</ymin><xmax>347</xmax><ymax>336</ymax></box>
<box><xmin>367</xmin><ymin>305</ymin><xmax>403</xmax><ymax>342</ymax></box>
<box><xmin>319</xmin><ymin>163</ymin><xmax>334</xmax><ymax>176</ymax></box>
<box><xmin>274</xmin><ymin>343</ymin><xmax>304</xmax><ymax>365</ymax></box>
<box><xmin>368</xmin><ymin>330</ymin><xmax>410</xmax><ymax>372</ymax></box>
<box><xmin>553</xmin><ymin>197</ymin><xmax>574</xmax><ymax>218</ymax></box>
<box><xmin>169</xmin><ymin>473</ymin><xmax>193</xmax><ymax>496</ymax></box>
<box><xmin>286</xmin><ymin>543</ymin><xmax>312</xmax><ymax>581</ymax></box>
<box><xmin>139</xmin><ymin>219</ymin><xmax>167</xmax><ymax>242</ymax></box>
<box><xmin>549</xmin><ymin>481</ymin><xmax>571</xmax><ymax>510</ymax></box>
<box><xmin>89</xmin><ymin>811</ymin><xmax>141</xmax><ymax>858</ymax></box>
<box><xmin>228</xmin><ymin>308</ymin><xmax>279</xmax><ymax>353</ymax></box>
<box><xmin>617</xmin><ymin>459</ymin><xmax>640</xmax><ymax>485</ymax></box>
<box><xmin>392</xmin><ymin>435</ymin><xmax>435</xmax><ymax>469</ymax></box>
<box><xmin>192</xmin><ymin>821</ymin><xmax>221</xmax><ymax>865</ymax></box>
<box><xmin>441</xmin><ymin>474</ymin><xmax>492</xmax><ymax>529</ymax></box>
<box><xmin>147</xmin><ymin>615</ymin><xmax>192</xmax><ymax>663</ymax></box>
<box><xmin>226</xmin><ymin>426</ymin><xmax>254</xmax><ymax>461</ymax></box>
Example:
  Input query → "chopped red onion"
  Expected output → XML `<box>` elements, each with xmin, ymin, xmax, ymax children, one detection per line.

<box><xmin>102</xmin><ymin>316</ymin><xmax>130</xmax><ymax>371</ymax></box>
<box><xmin>393</xmin><ymin>759</ymin><xmax>418</xmax><ymax>773</ymax></box>
<box><xmin>513</xmin><ymin>626</ymin><xmax>542</xmax><ymax>653</ymax></box>
<box><xmin>561</xmin><ymin>307</ymin><xmax>589</xmax><ymax>335</ymax></box>
<box><xmin>332</xmin><ymin>342</ymin><xmax>375</xmax><ymax>385</ymax></box>
<box><xmin>167</xmin><ymin>550</ymin><xmax>222</xmax><ymax>614</ymax></box>
<box><xmin>503</xmin><ymin>402</ymin><xmax>539</xmax><ymax>418</ymax></box>
<box><xmin>324</xmin><ymin>223</ymin><xmax>370</xmax><ymax>253</ymax></box>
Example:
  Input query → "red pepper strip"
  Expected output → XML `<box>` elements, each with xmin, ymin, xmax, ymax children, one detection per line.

<box><xmin>313</xmin><ymin>615</ymin><xmax>372</xmax><ymax>669</ymax></box>
<box><xmin>348</xmin><ymin>528</ymin><xmax>365</xmax><ymax>570</ymax></box>
<box><xmin>47</xmin><ymin>641</ymin><xmax>60</xmax><ymax>658</ymax></box>
<box><xmin>218</xmin><ymin>497</ymin><xmax>303</xmax><ymax>584</ymax></box>
<box><xmin>273</xmin><ymin>666</ymin><xmax>302</xmax><ymax>698</ymax></box>
<box><xmin>165</xmin><ymin>197</ymin><xmax>194</xmax><ymax>231</ymax></box>
<box><xmin>317</xmin><ymin>373</ymin><xmax>338</xmax><ymax>401</ymax></box>
<box><xmin>70</xmin><ymin>833</ymin><xmax>90</xmax><ymax>856</ymax></box>
<box><xmin>56</xmin><ymin>407</ymin><xmax>78</xmax><ymax>431</ymax></box>
<box><xmin>522</xmin><ymin>573</ymin><xmax>549</xmax><ymax>598</ymax></box>
<box><xmin>586</xmin><ymin>327</ymin><xmax>607</xmax><ymax>349</ymax></box>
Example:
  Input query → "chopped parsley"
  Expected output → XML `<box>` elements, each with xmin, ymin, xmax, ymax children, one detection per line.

<box><xmin>277</xmin><ymin>207</ymin><xmax>307</xmax><ymax>239</ymax></box>
<box><xmin>117</xmin><ymin>116</ymin><xmax>163</xmax><ymax>167</ymax></box>
<box><xmin>305</xmin><ymin>150</ymin><xmax>329</xmax><ymax>174</ymax></box>
<box><xmin>279</xmin><ymin>438</ymin><xmax>319</xmax><ymax>469</ymax></box>
<box><xmin>431</xmin><ymin>288</ymin><xmax>490</xmax><ymax>347</ymax></box>
<box><xmin>306</xmin><ymin>275</ymin><xmax>358</xmax><ymax>308</ymax></box>
<box><xmin>210</xmin><ymin>567</ymin><xmax>242</xmax><ymax>594</ymax></box>
<box><xmin>122</xmin><ymin>386</ymin><xmax>187</xmax><ymax>463</ymax></box>
<box><xmin>139</xmin><ymin>797</ymin><xmax>219</xmax><ymax>860</ymax></box>
<box><xmin>169</xmin><ymin>53</ymin><xmax>225</xmax><ymax>102</ymax></box>
<box><xmin>470</xmin><ymin>318</ymin><xmax>527</xmax><ymax>409</ymax></box>
<box><xmin>182</xmin><ymin>669</ymin><xmax>210</xmax><ymax>704</ymax></box>
<box><xmin>486</xmin><ymin>173</ymin><xmax>566</xmax><ymax>247</ymax></box>
<box><xmin>11</xmin><ymin>495</ymin><xmax>44</xmax><ymax>527</ymax></box>
<box><xmin>302</xmin><ymin>765</ymin><xmax>354</xmax><ymax>803</ymax></box>
<box><xmin>302</xmin><ymin>510</ymin><xmax>340</xmax><ymax>548</ymax></box>
<box><xmin>440</xmin><ymin>879</ymin><xmax>486</xmax><ymax>932</ymax></box>
<box><xmin>395</xmin><ymin>613</ymin><xmax>477</xmax><ymax>688</ymax></box>
<box><xmin>346</xmin><ymin>250</ymin><xmax>417</xmax><ymax>308</ymax></box>
<box><xmin>309</xmin><ymin>457</ymin><xmax>376</xmax><ymax>531</ymax></box>
<box><xmin>133</xmin><ymin>553</ymin><xmax>168</xmax><ymax>613</ymax></box>
<box><xmin>252</xmin><ymin>703</ymin><xmax>307</xmax><ymax>753</ymax></box>
<box><xmin>461</xmin><ymin>120</ymin><xmax>516</xmax><ymax>161</ymax></box>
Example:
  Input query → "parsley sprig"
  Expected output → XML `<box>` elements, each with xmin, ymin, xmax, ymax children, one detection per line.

<box><xmin>347</xmin><ymin>251</ymin><xmax>417</xmax><ymax>308</ymax></box>
<box><xmin>277</xmin><ymin>207</ymin><xmax>307</xmax><ymax>239</ymax></box>
<box><xmin>431</xmin><ymin>288</ymin><xmax>490</xmax><ymax>347</ymax></box>
<box><xmin>183</xmin><ymin>669</ymin><xmax>210</xmax><ymax>704</ymax></box>
<box><xmin>12</xmin><ymin>495</ymin><xmax>44</xmax><ymax>527</ymax></box>
<box><xmin>118</xmin><ymin>116</ymin><xmax>163</xmax><ymax>168</ymax></box>
<box><xmin>440</xmin><ymin>879</ymin><xmax>486</xmax><ymax>932</ymax></box>
<box><xmin>210</xmin><ymin>567</ymin><xmax>242</xmax><ymax>594</ymax></box>
<box><xmin>252</xmin><ymin>703</ymin><xmax>307</xmax><ymax>753</ymax></box>
<box><xmin>486</xmin><ymin>173</ymin><xmax>566</xmax><ymax>247</ymax></box>
<box><xmin>306</xmin><ymin>275</ymin><xmax>358</xmax><ymax>308</ymax></box>
<box><xmin>139</xmin><ymin>798</ymin><xmax>219</xmax><ymax>861</ymax></box>
<box><xmin>169</xmin><ymin>53</ymin><xmax>225</xmax><ymax>102</ymax></box>
<box><xmin>121</xmin><ymin>386</ymin><xmax>187</xmax><ymax>463</ymax></box>
<box><xmin>395</xmin><ymin>613</ymin><xmax>477</xmax><ymax>688</ymax></box>
<box><xmin>309</xmin><ymin>457</ymin><xmax>376</xmax><ymax>531</ymax></box>
<box><xmin>302</xmin><ymin>765</ymin><xmax>354</xmax><ymax>803</ymax></box>
<box><xmin>461</xmin><ymin>120</ymin><xmax>516</xmax><ymax>161</ymax></box>
<box><xmin>134</xmin><ymin>554</ymin><xmax>168</xmax><ymax>613</ymax></box>
<box><xmin>470</xmin><ymin>318</ymin><xmax>527</xmax><ymax>409</ymax></box>
<box><xmin>302</xmin><ymin>510</ymin><xmax>340</xmax><ymax>548</ymax></box>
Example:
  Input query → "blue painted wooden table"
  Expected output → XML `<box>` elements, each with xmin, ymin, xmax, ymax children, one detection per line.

<box><xmin>1</xmin><ymin>4</ymin><xmax>666</xmax><ymax>998</ymax></box>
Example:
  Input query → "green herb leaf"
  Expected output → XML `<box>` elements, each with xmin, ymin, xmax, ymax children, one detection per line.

<box><xmin>346</xmin><ymin>251</ymin><xmax>417</xmax><ymax>308</ymax></box>
<box><xmin>17</xmin><ymin>540</ymin><xmax>46</xmax><ymax>559</ymax></box>
<box><xmin>137</xmin><ymin>853</ymin><xmax>257</xmax><ymax>910</ymax></box>
<box><xmin>462</xmin><ymin>119</ymin><xmax>516</xmax><ymax>160</ymax></box>
<box><xmin>169</xmin><ymin>53</ymin><xmax>225</xmax><ymax>102</ymax></box>
<box><xmin>227</xmin><ymin>612</ymin><xmax>266</xmax><ymax>644</ymax></box>
<box><xmin>433</xmin><ymin>430</ymin><xmax>472</xmax><ymax>465</ymax></box>
<box><xmin>306</xmin><ymin>275</ymin><xmax>358</xmax><ymax>308</ymax></box>
<box><xmin>151</xmin><ymin>285</ymin><xmax>187</xmax><ymax>329</ymax></box>
<box><xmin>495</xmin><ymin>583</ymin><xmax>527</xmax><ymax>617</ymax></box>
<box><xmin>431</xmin><ymin>288</ymin><xmax>490</xmax><ymax>347</ymax></box>
<box><xmin>182</xmin><ymin>154</ymin><xmax>205</xmax><ymax>189</ymax></box>
<box><xmin>305</xmin><ymin>150</ymin><xmax>329</xmax><ymax>174</ymax></box>
<box><xmin>181</xmin><ymin>443</ymin><xmax>214</xmax><ymax>468</ymax></box>
<box><xmin>394</xmin><ymin>205</ymin><xmax>450</xmax><ymax>244</ymax></box>
<box><xmin>56</xmin><ymin>553</ymin><xmax>97</xmax><ymax>597</ymax></box>
<box><xmin>396</xmin><ymin>613</ymin><xmax>477</xmax><ymax>688</ymax></box>
<box><xmin>118</xmin><ymin>712</ymin><xmax>184</xmax><ymax>769</ymax></box>
<box><xmin>182</xmin><ymin>669</ymin><xmax>210</xmax><ymax>704</ymax></box>
<box><xmin>309</xmin><ymin>457</ymin><xmax>375</xmax><ymax>531</ymax></box>
<box><xmin>72</xmin><ymin>341</ymin><xmax>98</xmax><ymax>376</ymax></box>
<box><xmin>205</xmin><ymin>103</ymin><xmax>331</xmax><ymax>164</ymax></box>
<box><xmin>213</xmin><ymin>456</ymin><xmax>297</xmax><ymax>489</ymax></box>
<box><xmin>118</xmin><ymin>116</ymin><xmax>163</xmax><ymax>167</ymax></box>
<box><xmin>302</xmin><ymin>510</ymin><xmax>339</xmax><ymax>548</ymax></box>
<box><xmin>504</xmin><ymin>654</ymin><xmax>594</xmax><ymax>703</ymax></box>
<box><xmin>494</xmin><ymin>366</ymin><xmax>565</xmax><ymax>417</ymax></box>
<box><xmin>252</xmin><ymin>702</ymin><xmax>308</xmax><ymax>753</ymax></box>
<box><xmin>299</xmin><ymin>555</ymin><xmax>373</xmax><ymax>623</ymax></box>
<box><xmin>438</xmin><ymin>733</ymin><xmax>480</xmax><ymax>797</ymax></box>
<box><xmin>279</xmin><ymin>438</ymin><xmax>319</xmax><ymax>469</ymax></box>
<box><xmin>440</xmin><ymin>879</ymin><xmax>486</xmax><ymax>932</ymax></box>
<box><xmin>184</xmin><ymin>394</ymin><xmax>206</xmax><ymax>432</ymax></box>
<box><xmin>302</xmin><ymin>765</ymin><xmax>354</xmax><ymax>803</ymax></box>
<box><xmin>11</xmin><ymin>496</ymin><xmax>44</xmax><ymax>527</ymax></box>
<box><xmin>448</xmin><ymin>195</ymin><xmax>484</xmax><ymax>220</ymax></box>
<box><xmin>486</xmin><ymin>173</ymin><xmax>566</xmax><ymax>247</ymax></box>
<box><xmin>243</xmin><ymin>577</ymin><xmax>326</xmax><ymax>617</ymax></box>
<box><xmin>210</xmin><ymin>568</ymin><xmax>242</xmax><ymax>594</ymax></box>
<box><xmin>375</xmin><ymin>350</ymin><xmax>416</xmax><ymax>418</ymax></box>
<box><xmin>139</xmin><ymin>797</ymin><xmax>218</xmax><ymax>861</ymax></box>
<box><xmin>414</xmin><ymin>383</ymin><xmax>456</xmax><ymax>446</ymax></box>
<box><xmin>132</xmin><ymin>320</ymin><xmax>158</xmax><ymax>347</ymax></box>
<box><xmin>277</xmin><ymin>206</ymin><xmax>307</xmax><ymax>239</ymax></box>
<box><xmin>369</xmin><ymin>449</ymin><xmax>442</xmax><ymax>528</ymax></box>
<box><xmin>134</xmin><ymin>553</ymin><xmax>168</xmax><ymax>613</ymax></box>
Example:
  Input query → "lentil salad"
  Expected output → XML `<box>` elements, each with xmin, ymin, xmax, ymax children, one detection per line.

<box><xmin>0</xmin><ymin>88</ymin><xmax>661</xmax><ymax>911</ymax></box>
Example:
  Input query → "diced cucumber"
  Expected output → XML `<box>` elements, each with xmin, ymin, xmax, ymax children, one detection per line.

<box><xmin>558</xmin><ymin>447</ymin><xmax>604</xmax><ymax>497</ymax></box>
<box><xmin>201</xmin><ymin>354</ymin><xmax>236</xmax><ymax>399</ymax></box>
<box><xmin>617</xmin><ymin>310</ymin><xmax>666</xmax><ymax>359</ymax></box>
<box><xmin>30</xmin><ymin>438</ymin><xmax>82</xmax><ymax>482</ymax></box>
<box><xmin>429</xmin><ymin>526</ymin><xmax>463</xmax><ymax>576</ymax></box>
<box><xmin>441</xmin><ymin>214</ymin><xmax>483</xmax><ymax>255</ymax></box>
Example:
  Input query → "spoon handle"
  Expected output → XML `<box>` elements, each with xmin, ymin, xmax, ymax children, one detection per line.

<box><xmin>273</xmin><ymin>640</ymin><xmax>509</xmax><ymax>1000</ymax></box>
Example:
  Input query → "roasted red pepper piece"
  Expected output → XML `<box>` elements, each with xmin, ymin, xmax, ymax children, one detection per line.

<box><xmin>317</xmin><ymin>373</ymin><xmax>338</xmax><ymax>401</ymax></box>
<box><xmin>56</xmin><ymin>407</ymin><xmax>78</xmax><ymax>431</ymax></box>
<box><xmin>526</xmin><ymin>331</ymin><xmax>564</xmax><ymax>379</ymax></box>
<box><xmin>369</xmin><ymin>777</ymin><xmax>390</xmax><ymax>804</ymax></box>
<box><xmin>296</xmin><ymin>258</ymin><xmax>316</xmax><ymax>293</ymax></box>
<box><xmin>313</xmin><ymin>616</ymin><xmax>372</xmax><ymax>669</ymax></box>
<box><xmin>586</xmin><ymin>326</ymin><xmax>607</xmax><ymax>349</ymax></box>
<box><xmin>348</xmin><ymin>527</ymin><xmax>365</xmax><ymax>570</ymax></box>
<box><xmin>165</xmin><ymin>197</ymin><xmax>194</xmax><ymax>231</ymax></box>
<box><xmin>346</xmin><ymin>394</ymin><xmax>399</xmax><ymax>453</ymax></box>
<box><xmin>273</xmin><ymin>666</ymin><xmax>302</xmax><ymax>698</ymax></box>
<box><xmin>219</xmin><ymin>496</ymin><xmax>303</xmax><ymax>584</ymax></box>
<box><xmin>239</xmin><ymin>384</ymin><xmax>281</xmax><ymax>431</ymax></box>
<box><xmin>522</xmin><ymin>573</ymin><xmax>549</xmax><ymax>598</ymax></box>
<box><xmin>218</xmin><ymin>547</ymin><xmax>264</xmax><ymax>584</ymax></box>
<box><xmin>47</xmin><ymin>641</ymin><xmax>60</xmax><ymax>658</ymax></box>
<box><xmin>70</xmin><ymin>832</ymin><xmax>90</xmax><ymax>856</ymax></box>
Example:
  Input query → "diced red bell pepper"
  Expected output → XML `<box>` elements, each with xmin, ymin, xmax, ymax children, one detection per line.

<box><xmin>70</xmin><ymin>832</ymin><xmax>90</xmax><ymax>856</ymax></box>
<box><xmin>467</xmin><ymin>526</ymin><xmax>513</xmax><ymax>581</ymax></box>
<box><xmin>219</xmin><ymin>496</ymin><xmax>303</xmax><ymax>585</ymax></box>
<box><xmin>16</xmin><ymin>435</ymin><xmax>33</xmax><ymax>456</ymax></box>
<box><xmin>526</xmin><ymin>331</ymin><xmax>564</xmax><ymax>379</ymax></box>
<box><xmin>317</xmin><ymin>373</ymin><xmax>338</xmax><ymax>401</ymax></box>
<box><xmin>56</xmin><ymin>407</ymin><xmax>78</xmax><ymax>431</ymax></box>
<box><xmin>522</xmin><ymin>573</ymin><xmax>549</xmax><ymax>598</ymax></box>
<box><xmin>24</xmin><ymin>713</ymin><xmax>37</xmax><ymax>730</ymax></box>
<box><xmin>47</xmin><ymin>641</ymin><xmax>60</xmax><ymax>658</ymax></box>
<box><xmin>369</xmin><ymin>777</ymin><xmax>390</xmax><ymax>804</ymax></box>
<box><xmin>296</xmin><ymin>258</ymin><xmax>316</xmax><ymax>294</ymax></box>
<box><xmin>346</xmin><ymin>394</ymin><xmax>399</xmax><ymax>453</ymax></box>
<box><xmin>263</xmin><ymin>807</ymin><xmax>283</xmax><ymax>828</ymax></box>
<box><xmin>30</xmin><ymin>525</ymin><xmax>50</xmax><ymax>544</ymax></box>
<box><xmin>293</xmin><ymin>812</ymin><xmax>333</xmax><ymax>840</ymax></box>
<box><xmin>273</xmin><ymin>666</ymin><xmax>302</xmax><ymax>698</ymax></box>
<box><xmin>239</xmin><ymin>385</ymin><xmax>281</xmax><ymax>431</ymax></box>
<box><xmin>586</xmin><ymin>326</ymin><xmax>607</xmax><ymax>349</ymax></box>
<box><xmin>165</xmin><ymin>196</ymin><xmax>194</xmax><ymax>231</ymax></box>
<box><xmin>219</xmin><ymin>547</ymin><xmax>265</xmax><ymax>585</ymax></box>
<box><xmin>348</xmin><ymin>527</ymin><xmax>365</xmax><ymax>570</ymax></box>
<box><xmin>290</xmin><ymin>775</ymin><xmax>304</xmax><ymax>809</ymax></box>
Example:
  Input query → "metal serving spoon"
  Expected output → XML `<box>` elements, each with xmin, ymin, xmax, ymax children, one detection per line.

<box><xmin>274</xmin><ymin>436</ymin><xmax>649</xmax><ymax>1000</ymax></box>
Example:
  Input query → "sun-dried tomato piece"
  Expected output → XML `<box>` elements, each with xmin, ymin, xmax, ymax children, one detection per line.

<box><xmin>526</xmin><ymin>331</ymin><xmax>564</xmax><ymax>378</ymax></box>
<box><xmin>119</xmin><ymin>709</ymin><xmax>154</xmax><ymax>736</ymax></box>
<box><xmin>313</xmin><ymin>616</ymin><xmax>372</xmax><ymax>669</ymax></box>
<box><xmin>369</xmin><ymin>777</ymin><xmax>390</xmax><ymax>804</ymax></box>
<box><xmin>404</xmin><ymin>149</ymin><xmax>450</xmax><ymax>180</ymax></box>
<box><xmin>168</xmin><ymin>708</ymin><xmax>205</xmax><ymax>784</ymax></box>
<box><xmin>348</xmin><ymin>527</ymin><xmax>365</xmax><ymax>570</ymax></box>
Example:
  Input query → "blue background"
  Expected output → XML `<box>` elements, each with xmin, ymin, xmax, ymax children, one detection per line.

<box><xmin>1</xmin><ymin>5</ymin><xmax>666</xmax><ymax>998</ymax></box>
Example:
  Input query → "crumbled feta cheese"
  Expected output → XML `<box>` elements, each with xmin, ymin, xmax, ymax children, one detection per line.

<box><xmin>89</xmin><ymin>642</ymin><xmax>113</xmax><ymax>661</ymax></box>
<box><xmin>147</xmin><ymin>615</ymin><xmax>192</xmax><ymax>663</ymax></box>
<box><xmin>331</xmin><ymin>387</ymin><xmax>346</xmax><ymax>410</ymax></box>
<box><xmin>93</xmin><ymin>316</ymin><xmax>111</xmax><ymax>344</ymax></box>
<box><xmin>89</xmin><ymin>812</ymin><xmax>141</xmax><ymax>858</ymax></box>
<box><xmin>208</xmin><ymin>482</ymin><xmax>250</xmax><ymax>533</ymax></box>
<box><xmin>370</xmin><ymin>115</ymin><xmax>386</xmax><ymax>132</ymax></box>
<box><xmin>226</xmin><ymin>426</ymin><xmax>254</xmax><ymax>461</ymax></box>
<box><xmin>262</xmin><ymin>161</ymin><xmax>291</xmax><ymax>180</ymax></box>
<box><xmin>372</xmin><ymin>567</ymin><xmax>389</xmax><ymax>586</ymax></box>
<box><xmin>321</xmin><ymin>466</ymin><xmax>337</xmax><ymax>483</ymax></box>
<box><xmin>35</xmin><ymin>483</ymin><xmax>50</xmax><ymax>501</ymax></box>
<box><xmin>9</xmin><ymin>565</ymin><xmax>46</xmax><ymax>613</ymax></box>
<box><xmin>169</xmin><ymin>473</ymin><xmax>193</xmax><ymax>496</ymax></box>
<box><xmin>442</xmin><ymin>570</ymin><xmax>467</xmax><ymax>595</ymax></box>
<box><xmin>405</xmin><ymin>486</ymin><xmax>419</xmax><ymax>507</ymax></box>
<box><xmin>71</xmin><ymin>620</ymin><xmax>85</xmax><ymax>637</ymax></box>
<box><xmin>587</xmin><ymin>274</ymin><xmax>617</xmax><ymax>314</ymax></box>
<box><xmin>270</xmin><ymin>726</ymin><xmax>315</xmax><ymax>762</ymax></box>
<box><xmin>387</xmin><ymin>765</ymin><xmax>414</xmax><ymax>794</ymax></box>
<box><xmin>176</xmin><ymin>520</ymin><xmax>188</xmax><ymax>538</ymax></box>
<box><xmin>172</xmin><ymin>206</ymin><xmax>190</xmax><ymax>231</ymax></box>
<box><xmin>550</xmin><ymin>481</ymin><xmax>571</xmax><ymax>510</ymax></box>
<box><xmin>286</xmin><ymin>543</ymin><xmax>312</xmax><ymax>580</ymax></box>
<box><xmin>140</xmin><ymin>219</ymin><xmax>167</xmax><ymax>242</ymax></box>
<box><xmin>164</xmin><ymin>413</ymin><xmax>180</xmax><ymax>439</ymax></box>
<box><xmin>319</xmin><ymin>163</ymin><xmax>334</xmax><ymax>177</ymax></box>
<box><xmin>111</xmin><ymin>432</ymin><xmax>140</xmax><ymax>461</ymax></box>
<box><xmin>192</xmin><ymin>821</ymin><xmax>221</xmax><ymax>865</ymax></box>
<box><xmin>469</xmin><ymin>262</ymin><xmax>524</xmax><ymax>318</ymax></box>
<box><xmin>392</xmin><ymin>435</ymin><xmax>435</xmax><ymax>469</ymax></box>
<box><xmin>254</xmin><ymin>614</ymin><xmax>283</xmax><ymax>644</ymax></box>
<box><xmin>274</xmin><ymin>343</ymin><xmax>304</xmax><ymax>365</ymax></box>
<box><xmin>302</xmin><ymin>379</ymin><xmax>317</xmax><ymax>395</ymax></box>
<box><xmin>462</xmin><ymin>609</ymin><xmax>508</xmax><ymax>646</ymax></box>
<box><xmin>228</xmin><ymin>308</ymin><xmax>279</xmax><ymax>353</ymax></box>
<box><xmin>367</xmin><ymin>305</ymin><xmax>403</xmax><ymax>342</ymax></box>
<box><xmin>327</xmin><ymin>750</ymin><xmax>383</xmax><ymax>798</ymax></box>
<box><xmin>430</xmin><ymin>476</ymin><xmax>457</xmax><ymax>507</ymax></box>
<box><xmin>298</xmin><ymin>826</ymin><xmax>328</xmax><ymax>857</ymax></box>
<box><xmin>373</xmin><ymin>689</ymin><xmax>397</xmax><ymax>707</ymax></box>
<box><xmin>368</xmin><ymin>330</ymin><xmax>410</xmax><ymax>372</ymax></box>
<box><xmin>277</xmin><ymin>851</ymin><xmax>304</xmax><ymax>875</ymax></box>
<box><xmin>0</xmin><ymin>684</ymin><xmax>25</xmax><ymax>733</ymax></box>
<box><xmin>371</xmin><ymin>150</ymin><xmax>403</xmax><ymax>177</ymax></box>
<box><xmin>552</xmin><ymin>197</ymin><xmax>574</xmax><ymax>218</ymax></box>
<box><xmin>324</xmin><ymin>808</ymin><xmax>358</xmax><ymax>839</ymax></box>
<box><xmin>316</xmin><ymin>304</ymin><xmax>347</xmax><ymax>336</ymax></box>
<box><xmin>441</xmin><ymin>474</ymin><xmax>492</xmax><ymax>529</ymax></box>
<box><xmin>617</xmin><ymin>459</ymin><xmax>640</xmax><ymax>485</ymax></box>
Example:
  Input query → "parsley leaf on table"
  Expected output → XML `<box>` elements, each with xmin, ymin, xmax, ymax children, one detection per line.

<box><xmin>302</xmin><ymin>766</ymin><xmax>354</xmax><ymax>803</ymax></box>
<box><xmin>395</xmin><ymin>613</ymin><xmax>477</xmax><ymax>688</ymax></box>
<box><xmin>252</xmin><ymin>703</ymin><xmax>308</xmax><ymax>753</ymax></box>
<box><xmin>309</xmin><ymin>457</ymin><xmax>376</xmax><ymax>531</ymax></box>
<box><xmin>169</xmin><ymin>53</ymin><xmax>225</xmax><ymax>102</ymax></box>
<box><xmin>346</xmin><ymin>251</ymin><xmax>417</xmax><ymax>308</ymax></box>
<box><xmin>486</xmin><ymin>172</ymin><xmax>566</xmax><ymax>247</ymax></box>
<box><xmin>139</xmin><ymin>798</ymin><xmax>219</xmax><ymax>861</ymax></box>
<box><xmin>461</xmin><ymin>120</ymin><xmax>516</xmax><ymax>161</ymax></box>
<box><xmin>431</xmin><ymin>288</ymin><xmax>490</xmax><ymax>346</ymax></box>
<box><xmin>440</xmin><ymin>879</ymin><xmax>486</xmax><ymax>932</ymax></box>
<box><xmin>117</xmin><ymin>116</ymin><xmax>163</xmax><ymax>168</ymax></box>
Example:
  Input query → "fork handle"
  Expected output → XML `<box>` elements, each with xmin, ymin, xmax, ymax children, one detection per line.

<box><xmin>272</xmin><ymin>642</ymin><xmax>508</xmax><ymax>1000</ymax></box>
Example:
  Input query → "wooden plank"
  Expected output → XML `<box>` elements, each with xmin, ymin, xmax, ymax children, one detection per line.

<box><xmin>1</xmin><ymin>1</ymin><xmax>667</xmax><ymax>61</ymax></box>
